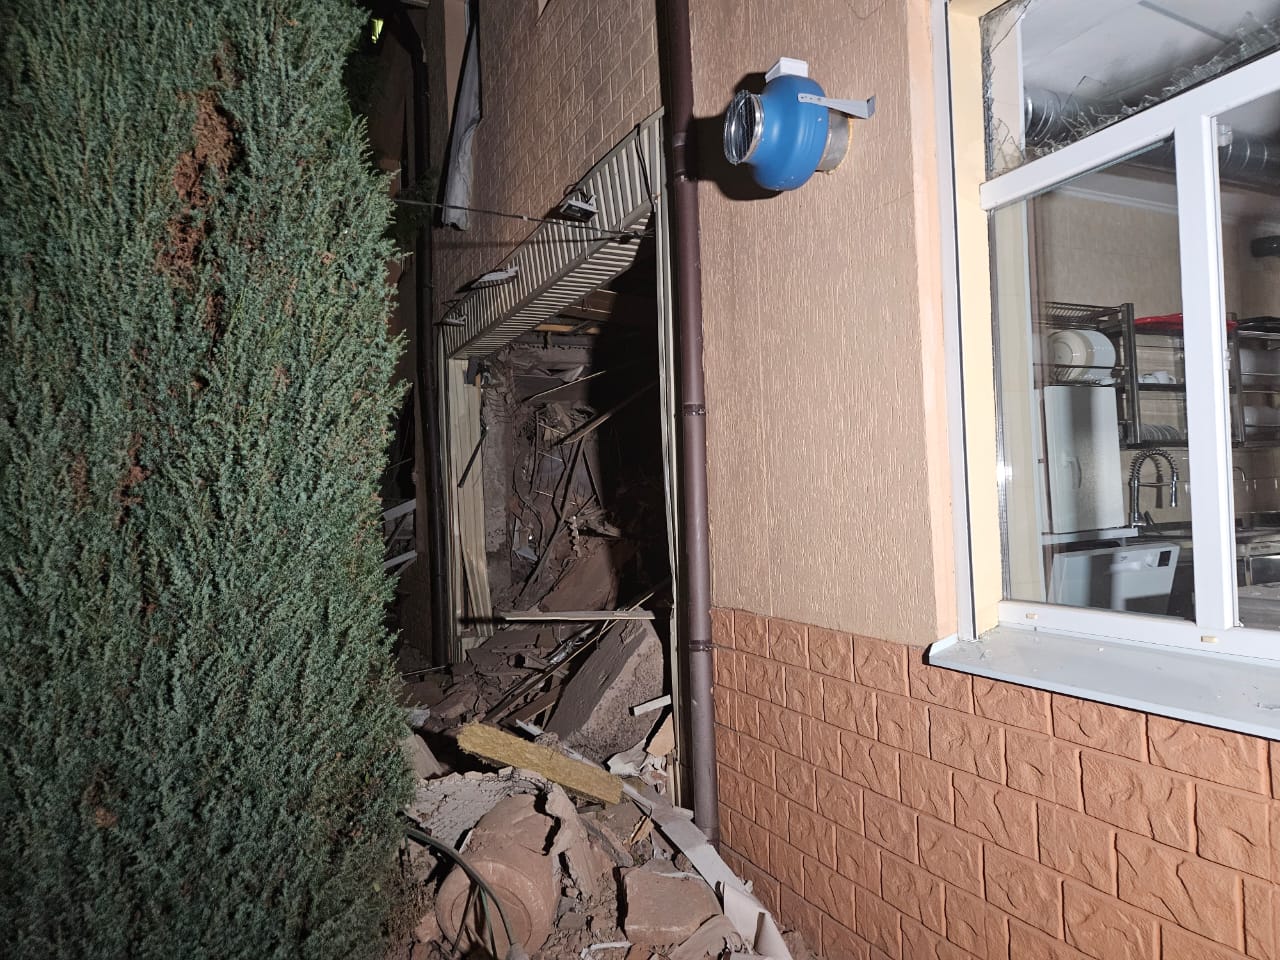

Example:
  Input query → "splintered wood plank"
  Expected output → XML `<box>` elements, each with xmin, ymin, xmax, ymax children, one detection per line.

<box><xmin>455</xmin><ymin>723</ymin><xmax>622</xmax><ymax>804</ymax></box>
<box><xmin>507</xmin><ymin>687</ymin><xmax>562</xmax><ymax>724</ymax></box>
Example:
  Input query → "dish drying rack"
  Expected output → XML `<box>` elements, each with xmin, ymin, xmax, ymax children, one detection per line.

<box><xmin>1039</xmin><ymin>302</ymin><xmax>1151</xmax><ymax>447</ymax></box>
<box><xmin>1039</xmin><ymin>300</ymin><xmax>1280</xmax><ymax>448</ymax></box>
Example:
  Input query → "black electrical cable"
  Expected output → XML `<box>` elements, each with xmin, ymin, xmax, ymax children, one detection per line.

<box><xmin>633</xmin><ymin>129</ymin><xmax>657</xmax><ymax>222</ymax></box>
<box><xmin>393</xmin><ymin>197</ymin><xmax>645</xmax><ymax>243</ymax></box>
<box><xmin>401</xmin><ymin>820</ymin><xmax>526</xmax><ymax>960</ymax></box>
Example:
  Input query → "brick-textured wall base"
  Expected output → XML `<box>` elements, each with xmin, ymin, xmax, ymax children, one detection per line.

<box><xmin>710</xmin><ymin>607</ymin><xmax>1280</xmax><ymax>960</ymax></box>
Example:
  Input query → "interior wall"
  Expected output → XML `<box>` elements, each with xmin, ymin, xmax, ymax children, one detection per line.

<box><xmin>1231</xmin><ymin>219</ymin><xmax>1280</xmax><ymax>319</ymax></box>
<box><xmin>431</xmin><ymin>0</ymin><xmax>661</xmax><ymax>309</ymax></box>
<box><xmin>690</xmin><ymin>0</ymin><xmax>955</xmax><ymax>646</ymax></box>
<box><xmin>1036</xmin><ymin>193</ymin><xmax>1189</xmax><ymax>318</ymax></box>
<box><xmin>1037</xmin><ymin>188</ymin><xmax>1280</xmax><ymax>330</ymax></box>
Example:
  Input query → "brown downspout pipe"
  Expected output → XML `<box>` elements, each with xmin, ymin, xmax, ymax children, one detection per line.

<box><xmin>658</xmin><ymin>0</ymin><xmax>718</xmax><ymax>843</ymax></box>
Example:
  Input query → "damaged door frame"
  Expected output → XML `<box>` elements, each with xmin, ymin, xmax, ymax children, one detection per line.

<box><xmin>442</xmin><ymin>353</ymin><xmax>493</xmax><ymax>645</ymax></box>
<box><xmin>434</xmin><ymin>112</ymin><xmax>690</xmax><ymax>801</ymax></box>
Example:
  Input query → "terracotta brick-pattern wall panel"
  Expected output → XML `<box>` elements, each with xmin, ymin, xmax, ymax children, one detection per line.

<box><xmin>431</xmin><ymin>0</ymin><xmax>660</xmax><ymax>310</ymax></box>
<box><xmin>712</xmin><ymin>608</ymin><xmax>1280</xmax><ymax>960</ymax></box>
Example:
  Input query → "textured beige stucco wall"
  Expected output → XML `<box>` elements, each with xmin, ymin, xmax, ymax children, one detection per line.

<box><xmin>691</xmin><ymin>0</ymin><xmax>955</xmax><ymax>645</ymax></box>
<box><xmin>431</xmin><ymin>0</ymin><xmax>661</xmax><ymax>309</ymax></box>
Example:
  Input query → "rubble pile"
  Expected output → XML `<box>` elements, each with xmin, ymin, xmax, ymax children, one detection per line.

<box><xmin>478</xmin><ymin>339</ymin><xmax>668</xmax><ymax>627</ymax></box>
<box><xmin>389</xmin><ymin>305</ymin><xmax>817</xmax><ymax>957</ymax></box>
<box><xmin>396</xmin><ymin>733</ymin><xmax>813</xmax><ymax>960</ymax></box>
<box><xmin>395</xmin><ymin>634</ymin><xmax>816</xmax><ymax>960</ymax></box>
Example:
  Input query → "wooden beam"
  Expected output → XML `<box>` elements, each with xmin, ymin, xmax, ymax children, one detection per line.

<box><xmin>455</xmin><ymin>723</ymin><xmax>623</xmax><ymax>804</ymax></box>
<box><xmin>532</xmin><ymin>321</ymin><xmax>601</xmax><ymax>334</ymax></box>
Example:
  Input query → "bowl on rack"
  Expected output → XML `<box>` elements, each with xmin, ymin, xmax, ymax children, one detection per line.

<box><xmin>1048</xmin><ymin>329</ymin><xmax>1116</xmax><ymax>383</ymax></box>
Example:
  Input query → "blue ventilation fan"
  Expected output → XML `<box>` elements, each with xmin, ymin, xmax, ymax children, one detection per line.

<box><xmin>723</xmin><ymin>58</ymin><xmax>875</xmax><ymax>192</ymax></box>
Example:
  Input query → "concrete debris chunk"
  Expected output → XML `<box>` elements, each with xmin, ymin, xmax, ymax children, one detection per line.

<box><xmin>545</xmin><ymin>784</ymin><xmax>611</xmax><ymax>899</ymax></box>
<box><xmin>407</xmin><ymin>768</ymin><xmax>544</xmax><ymax>848</ymax></box>
<box><xmin>540</xmin><ymin>538</ymin><xmax>622</xmax><ymax>612</ymax></box>
<box><xmin>545</xmin><ymin>785</ymin><xmax>585</xmax><ymax>858</ymax></box>
<box><xmin>431</xmin><ymin>679</ymin><xmax>480</xmax><ymax>720</ymax></box>
<box><xmin>621</xmin><ymin>864</ymin><xmax>721</xmax><ymax>947</ymax></box>
<box><xmin>436</xmin><ymin>793</ymin><xmax>561</xmax><ymax>956</ymax></box>
<box><xmin>590</xmin><ymin>798</ymin><xmax>647</xmax><ymax>841</ymax></box>
<box><xmin>565</xmin><ymin>837</ymin><xmax>612</xmax><ymax>901</ymax></box>
<box><xmin>399</xmin><ymin>732</ymin><xmax>445</xmax><ymax>779</ymax></box>
<box><xmin>580</xmin><ymin>817</ymin><xmax>636</xmax><ymax>868</ymax></box>
<box><xmin>546</xmin><ymin>619</ymin><xmax>664</xmax><ymax>762</ymax></box>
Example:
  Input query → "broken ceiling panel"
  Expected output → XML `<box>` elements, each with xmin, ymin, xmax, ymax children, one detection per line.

<box><xmin>982</xmin><ymin>0</ymin><xmax>1280</xmax><ymax>176</ymax></box>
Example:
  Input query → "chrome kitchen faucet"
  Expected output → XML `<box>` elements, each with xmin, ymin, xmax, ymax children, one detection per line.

<box><xmin>1129</xmin><ymin>448</ymin><xmax>1179</xmax><ymax>528</ymax></box>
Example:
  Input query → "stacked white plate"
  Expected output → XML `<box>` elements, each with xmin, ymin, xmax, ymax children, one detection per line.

<box><xmin>1048</xmin><ymin>329</ymin><xmax>1116</xmax><ymax>383</ymax></box>
<box><xmin>1138</xmin><ymin>424</ymin><xmax>1183</xmax><ymax>442</ymax></box>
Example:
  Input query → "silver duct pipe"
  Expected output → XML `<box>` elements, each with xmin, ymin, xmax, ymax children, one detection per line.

<box><xmin>1024</xmin><ymin>88</ymin><xmax>1280</xmax><ymax>187</ymax></box>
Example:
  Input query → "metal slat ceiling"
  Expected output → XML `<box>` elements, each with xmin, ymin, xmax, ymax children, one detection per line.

<box><xmin>442</xmin><ymin>111</ymin><xmax>664</xmax><ymax>359</ymax></box>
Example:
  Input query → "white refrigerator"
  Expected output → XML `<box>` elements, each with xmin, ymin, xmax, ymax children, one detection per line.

<box><xmin>1042</xmin><ymin>385</ymin><xmax>1124</xmax><ymax>533</ymax></box>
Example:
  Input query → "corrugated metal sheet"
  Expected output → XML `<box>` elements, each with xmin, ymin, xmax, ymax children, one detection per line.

<box><xmin>442</xmin><ymin>111</ymin><xmax>664</xmax><ymax>358</ymax></box>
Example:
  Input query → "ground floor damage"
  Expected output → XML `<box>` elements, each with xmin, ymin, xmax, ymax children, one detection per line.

<box><xmin>391</xmin><ymin>626</ymin><xmax>817</xmax><ymax>960</ymax></box>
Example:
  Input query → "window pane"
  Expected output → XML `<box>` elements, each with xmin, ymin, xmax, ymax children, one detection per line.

<box><xmin>1222</xmin><ymin>90</ymin><xmax>1280</xmax><ymax>629</ymax></box>
<box><xmin>983</xmin><ymin>0</ymin><xmax>1280</xmax><ymax>176</ymax></box>
<box><xmin>994</xmin><ymin>140</ymin><xmax>1195</xmax><ymax>619</ymax></box>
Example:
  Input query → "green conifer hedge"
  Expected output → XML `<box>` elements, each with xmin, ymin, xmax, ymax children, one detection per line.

<box><xmin>0</xmin><ymin>2</ymin><xmax>410</xmax><ymax>956</ymax></box>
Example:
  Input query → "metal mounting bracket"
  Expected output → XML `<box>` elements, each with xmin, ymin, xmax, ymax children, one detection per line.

<box><xmin>797</xmin><ymin>93</ymin><xmax>877</xmax><ymax>119</ymax></box>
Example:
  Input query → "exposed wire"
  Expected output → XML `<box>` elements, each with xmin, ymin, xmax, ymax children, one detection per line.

<box><xmin>398</xmin><ymin>665</ymin><xmax>450</xmax><ymax>680</ymax></box>
<box><xmin>401</xmin><ymin>819</ymin><xmax>522</xmax><ymax>959</ymax></box>
<box><xmin>444</xmin><ymin>882</ymin><xmax>486</xmax><ymax>959</ymax></box>
<box><xmin>633</xmin><ymin>128</ymin><xmax>657</xmax><ymax>223</ymax></box>
<box><xmin>393</xmin><ymin>197</ymin><xmax>644</xmax><ymax>243</ymax></box>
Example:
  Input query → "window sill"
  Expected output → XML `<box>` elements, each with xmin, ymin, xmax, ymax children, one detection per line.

<box><xmin>927</xmin><ymin>626</ymin><xmax>1280</xmax><ymax>740</ymax></box>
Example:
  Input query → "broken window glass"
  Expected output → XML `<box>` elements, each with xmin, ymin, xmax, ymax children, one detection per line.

<box><xmin>982</xmin><ymin>0</ymin><xmax>1280</xmax><ymax>177</ymax></box>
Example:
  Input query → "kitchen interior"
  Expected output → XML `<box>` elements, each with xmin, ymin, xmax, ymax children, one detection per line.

<box><xmin>1000</xmin><ymin>103</ymin><xmax>1280</xmax><ymax>628</ymax></box>
<box><xmin>987</xmin><ymin>1</ymin><xmax>1280</xmax><ymax>628</ymax></box>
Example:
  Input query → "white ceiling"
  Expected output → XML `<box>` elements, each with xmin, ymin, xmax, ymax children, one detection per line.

<box><xmin>1012</xmin><ymin>1</ymin><xmax>1280</xmax><ymax>113</ymax></box>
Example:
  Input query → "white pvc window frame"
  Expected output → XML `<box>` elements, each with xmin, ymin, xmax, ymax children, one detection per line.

<box><xmin>981</xmin><ymin>48</ymin><xmax>1280</xmax><ymax>661</ymax></box>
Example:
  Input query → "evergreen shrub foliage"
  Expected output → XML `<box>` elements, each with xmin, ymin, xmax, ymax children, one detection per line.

<box><xmin>0</xmin><ymin>2</ymin><xmax>410</xmax><ymax>956</ymax></box>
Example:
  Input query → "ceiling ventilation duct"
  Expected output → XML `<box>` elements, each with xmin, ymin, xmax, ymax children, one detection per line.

<box><xmin>1023</xmin><ymin>88</ymin><xmax>1280</xmax><ymax>189</ymax></box>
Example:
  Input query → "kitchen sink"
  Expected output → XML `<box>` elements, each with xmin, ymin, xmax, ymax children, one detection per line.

<box><xmin>1126</xmin><ymin>523</ymin><xmax>1280</xmax><ymax>586</ymax></box>
<box><xmin>1131</xmin><ymin>523</ymin><xmax>1280</xmax><ymax>544</ymax></box>
<box><xmin>1130</xmin><ymin>523</ymin><xmax>1192</xmax><ymax>541</ymax></box>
